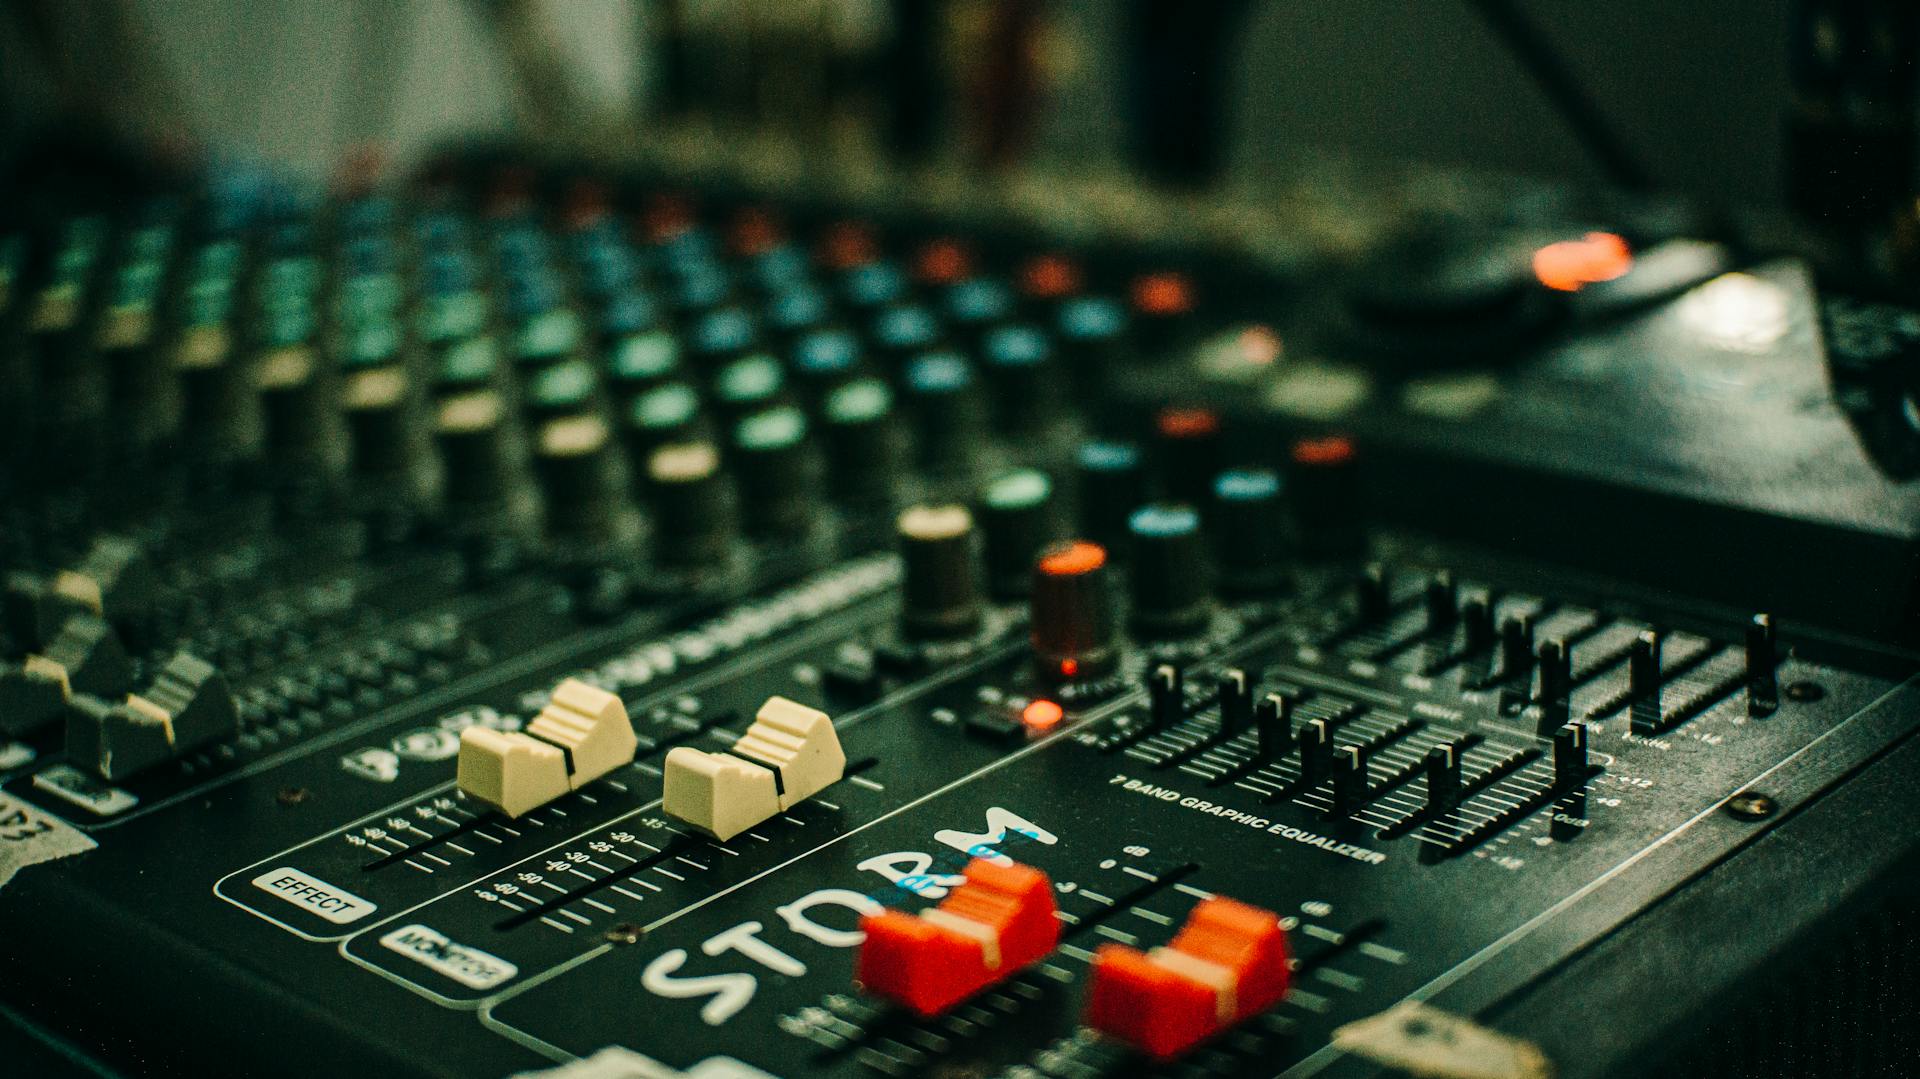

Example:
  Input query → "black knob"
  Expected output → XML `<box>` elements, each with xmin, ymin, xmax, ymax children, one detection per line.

<box><xmin>343</xmin><ymin>367</ymin><xmax>419</xmax><ymax>491</ymax></box>
<box><xmin>897</xmin><ymin>504</ymin><xmax>982</xmax><ymax>639</ymax></box>
<box><xmin>690</xmin><ymin>305</ymin><xmax>758</xmax><ymax>366</ymax></box>
<box><xmin>1016</xmin><ymin>254</ymin><xmax>1083</xmax><ymax>321</ymax></box>
<box><xmin>1552</xmin><ymin>723</ymin><xmax>1590</xmax><ymax>788</ymax></box>
<box><xmin>1126</xmin><ymin>503</ymin><xmax>1212</xmax><ymax>639</ymax></box>
<box><xmin>257</xmin><ymin>345</ymin><xmax>334</xmax><ymax>474</ymax></box>
<box><xmin>1424</xmin><ymin>572</ymin><xmax>1459</xmax><ymax>634</ymax></box>
<box><xmin>1056</xmin><ymin>295</ymin><xmax>1128</xmax><ymax>386</ymax></box>
<box><xmin>1075</xmin><ymin>440</ymin><xmax>1146</xmax><ymax>554</ymax></box>
<box><xmin>1500</xmin><ymin>614</ymin><xmax>1535</xmax><ymax>679</ymax></box>
<box><xmin>1424</xmin><ymin>742</ymin><xmax>1462</xmax><ymax>815</ymax></box>
<box><xmin>1462</xmin><ymin>596</ymin><xmax>1496</xmax><ymax>652</ymax></box>
<box><xmin>1030</xmin><ymin>540</ymin><xmax>1117</xmax><ymax>682</ymax></box>
<box><xmin>176</xmin><ymin>327</ymin><xmax>248</xmax><ymax>466</ymax></box>
<box><xmin>1210</xmin><ymin>468</ymin><xmax>1289</xmax><ymax>598</ymax></box>
<box><xmin>1255</xmin><ymin>691</ymin><xmax>1294</xmax><ymax>761</ymax></box>
<box><xmin>434</xmin><ymin>390</ymin><xmax>520</xmax><ymax>520</ymax></box>
<box><xmin>1286</xmin><ymin>435</ymin><xmax>1363</xmax><ymax>557</ymax></box>
<box><xmin>643</xmin><ymin>441</ymin><xmax>735</xmax><ymax>567</ymax></box>
<box><xmin>764</xmin><ymin>285</ymin><xmax>831</xmax><ymax>351</ymax></box>
<box><xmin>1147</xmin><ymin>663</ymin><xmax>1184</xmax><ymax>730</ymax></box>
<box><xmin>945</xmin><ymin>278</ymin><xmax>1015</xmax><ymax>352</ymax></box>
<box><xmin>979</xmin><ymin>468</ymin><xmax>1063</xmax><ymax>600</ymax></box>
<box><xmin>605</xmin><ymin>329</ymin><xmax>683</xmax><ymax>403</ymax></box>
<box><xmin>1217</xmin><ymin>669</ymin><xmax>1253</xmax><ymax>738</ymax></box>
<box><xmin>1356</xmin><ymin>563</ymin><xmax>1392</xmax><ymax>623</ymax></box>
<box><xmin>981</xmin><ymin>324</ymin><xmax>1059</xmax><ymax>435</ymax></box>
<box><xmin>534</xmin><ymin>414</ymin><xmax>620</xmax><ymax>543</ymax></box>
<box><xmin>872</xmin><ymin>304</ymin><xmax>943</xmax><ymax>370</ymax></box>
<box><xmin>1297</xmin><ymin>717</ymin><xmax>1334</xmax><ymax>789</ymax></box>
<box><xmin>623</xmin><ymin>382</ymin><xmax>708</xmax><ymax>457</ymax></box>
<box><xmin>1628</xmin><ymin>630</ymin><xmax>1664</xmax><ymax>702</ymax></box>
<box><xmin>1746</xmin><ymin>613</ymin><xmax>1779</xmax><ymax>717</ymax></box>
<box><xmin>841</xmin><ymin>260</ymin><xmax>907</xmax><ymax>315</ymax></box>
<box><xmin>523</xmin><ymin>357</ymin><xmax>601</xmax><ymax>422</ymax></box>
<box><xmin>903</xmin><ymin>352</ymin><xmax>986</xmax><ymax>478</ymax></box>
<box><xmin>821</xmin><ymin>377</ymin><xmax>901</xmax><ymax>507</ymax></box>
<box><xmin>431</xmin><ymin>334</ymin><xmax>503</xmax><ymax>399</ymax></box>
<box><xmin>1332</xmin><ymin>743</ymin><xmax>1370</xmax><ymax>816</ymax></box>
<box><xmin>730</xmin><ymin>405</ymin><xmax>818</xmax><ymax>539</ymax></box>
<box><xmin>712</xmin><ymin>354</ymin><xmax>788</xmax><ymax>420</ymax></box>
<box><xmin>1128</xmin><ymin>272</ymin><xmax>1197</xmax><ymax>359</ymax></box>
<box><xmin>790</xmin><ymin>329</ymin><xmax>861</xmax><ymax>402</ymax></box>
<box><xmin>1153</xmin><ymin>405</ymin><xmax>1222</xmax><ymax>507</ymax></box>
<box><xmin>1628</xmin><ymin>630</ymin><xmax>1667</xmax><ymax>734</ymax></box>
<box><xmin>1536</xmin><ymin>639</ymin><xmax>1572</xmax><ymax>735</ymax></box>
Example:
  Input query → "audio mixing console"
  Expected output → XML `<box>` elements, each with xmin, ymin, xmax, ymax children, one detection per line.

<box><xmin>1</xmin><ymin>153</ymin><xmax>1917</xmax><ymax>1079</ymax></box>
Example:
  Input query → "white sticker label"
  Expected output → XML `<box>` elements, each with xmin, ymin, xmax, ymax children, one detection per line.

<box><xmin>249</xmin><ymin>866</ymin><xmax>379</xmax><ymax>925</ymax></box>
<box><xmin>379</xmin><ymin>924</ymin><xmax>518</xmax><ymax>990</ymax></box>
<box><xmin>0</xmin><ymin>791</ymin><xmax>97</xmax><ymax>892</ymax></box>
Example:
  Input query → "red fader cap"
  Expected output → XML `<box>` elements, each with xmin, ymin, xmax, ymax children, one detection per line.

<box><xmin>1084</xmin><ymin>896</ymin><xmax>1290</xmax><ymax>1060</ymax></box>
<box><xmin>855</xmin><ymin>858</ymin><xmax>1060</xmax><ymax>1017</ymax></box>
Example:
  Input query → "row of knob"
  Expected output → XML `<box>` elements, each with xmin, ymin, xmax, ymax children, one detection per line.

<box><xmin>1</xmin><ymin>185</ymin><xmax>1200</xmax><ymax>491</ymax></box>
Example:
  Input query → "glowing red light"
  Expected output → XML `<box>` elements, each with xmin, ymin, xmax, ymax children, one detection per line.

<box><xmin>561</xmin><ymin>179</ymin><xmax>609</xmax><ymax>230</ymax></box>
<box><xmin>915</xmin><ymin>239</ymin><xmax>972</xmax><ymax>285</ymax></box>
<box><xmin>1039</xmin><ymin>541</ymin><xmax>1107</xmax><ymax>577</ymax></box>
<box><xmin>1532</xmin><ymin>232</ymin><xmax>1632</xmax><ymax>293</ymax></box>
<box><xmin>1020</xmin><ymin>255</ymin><xmax>1082</xmax><ymax>300</ymax></box>
<box><xmin>1059</xmin><ymin>659</ymin><xmax>1080</xmax><ymax>678</ymax></box>
<box><xmin>1022</xmin><ymin>699</ymin><xmax>1064</xmax><ymax>731</ymax></box>
<box><xmin>1131</xmin><ymin>272</ymin><xmax>1195</xmax><ymax>317</ymax></box>
<box><xmin>641</xmin><ymin>194</ymin><xmax>695</xmax><ymax>242</ymax></box>
<box><xmin>818</xmin><ymin>221</ymin><xmax>877</xmax><ymax>270</ymax></box>
<box><xmin>1291</xmin><ymin>435</ymin><xmax>1355</xmax><ymax>467</ymax></box>
<box><xmin>1156</xmin><ymin>406</ymin><xmax>1220</xmax><ymax>440</ymax></box>
<box><xmin>729</xmin><ymin>208</ymin><xmax>783</xmax><ymax>256</ymax></box>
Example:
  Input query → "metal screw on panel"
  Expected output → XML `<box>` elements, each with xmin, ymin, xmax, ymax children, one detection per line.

<box><xmin>1724</xmin><ymin>792</ymin><xmax>1777</xmax><ymax>821</ymax></box>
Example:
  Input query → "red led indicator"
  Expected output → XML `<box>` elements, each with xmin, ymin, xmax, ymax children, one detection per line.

<box><xmin>1021</xmin><ymin>699</ymin><xmax>1064</xmax><ymax>731</ymax></box>
<box><xmin>915</xmin><ymin>239</ymin><xmax>973</xmax><ymax>285</ymax></box>
<box><xmin>561</xmin><ymin>179</ymin><xmax>609</xmax><ymax>230</ymax></box>
<box><xmin>1291</xmin><ymin>435</ymin><xmax>1355</xmax><ymax>467</ymax></box>
<box><xmin>1039</xmin><ymin>541</ymin><xmax>1107</xmax><ymax>577</ymax></box>
<box><xmin>818</xmin><ymin>221</ymin><xmax>877</xmax><ymax>270</ymax></box>
<box><xmin>729</xmin><ymin>208</ymin><xmax>782</xmax><ymax>257</ymax></box>
<box><xmin>641</xmin><ymin>194</ymin><xmax>695</xmax><ymax>242</ymax></box>
<box><xmin>1156</xmin><ymin>406</ymin><xmax>1220</xmax><ymax>440</ymax></box>
<box><xmin>1532</xmin><ymin>232</ymin><xmax>1632</xmax><ymax>293</ymax></box>
<box><xmin>1131</xmin><ymin>272</ymin><xmax>1195</xmax><ymax>317</ymax></box>
<box><xmin>1020</xmin><ymin>255</ymin><xmax>1082</xmax><ymax>300</ymax></box>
